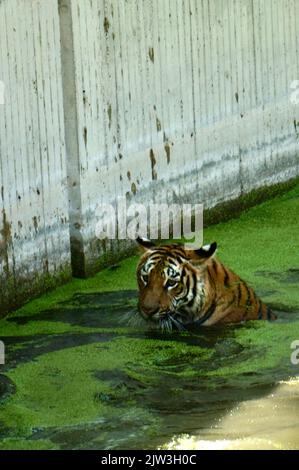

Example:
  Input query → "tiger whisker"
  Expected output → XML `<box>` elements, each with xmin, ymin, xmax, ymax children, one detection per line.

<box><xmin>125</xmin><ymin>309</ymin><xmax>147</xmax><ymax>327</ymax></box>
<box><xmin>160</xmin><ymin>317</ymin><xmax>172</xmax><ymax>332</ymax></box>
<box><xmin>166</xmin><ymin>317</ymin><xmax>172</xmax><ymax>332</ymax></box>
<box><xmin>168</xmin><ymin>314</ymin><xmax>186</xmax><ymax>331</ymax></box>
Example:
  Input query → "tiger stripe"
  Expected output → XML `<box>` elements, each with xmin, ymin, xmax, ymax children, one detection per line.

<box><xmin>136</xmin><ymin>239</ymin><xmax>277</xmax><ymax>328</ymax></box>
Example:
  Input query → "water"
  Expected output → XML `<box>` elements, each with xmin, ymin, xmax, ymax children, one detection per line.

<box><xmin>0</xmin><ymin>290</ymin><xmax>299</xmax><ymax>450</ymax></box>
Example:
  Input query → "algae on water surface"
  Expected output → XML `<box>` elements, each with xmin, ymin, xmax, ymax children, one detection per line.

<box><xmin>0</xmin><ymin>184</ymin><xmax>299</xmax><ymax>449</ymax></box>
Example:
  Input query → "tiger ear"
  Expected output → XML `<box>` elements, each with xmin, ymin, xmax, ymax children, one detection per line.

<box><xmin>136</xmin><ymin>236</ymin><xmax>155</xmax><ymax>252</ymax></box>
<box><xmin>186</xmin><ymin>242</ymin><xmax>217</xmax><ymax>264</ymax></box>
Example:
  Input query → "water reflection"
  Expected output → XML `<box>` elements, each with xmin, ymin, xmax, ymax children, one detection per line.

<box><xmin>162</xmin><ymin>377</ymin><xmax>299</xmax><ymax>450</ymax></box>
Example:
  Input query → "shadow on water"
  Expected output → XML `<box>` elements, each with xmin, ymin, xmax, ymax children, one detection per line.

<box><xmin>1</xmin><ymin>290</ymin><xmax>299</xmax><ymax>449</ymax></box>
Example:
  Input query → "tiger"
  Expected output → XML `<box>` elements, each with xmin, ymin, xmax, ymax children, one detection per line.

<box><xmin>136</xmin><ymin>237</ymin><xmax>277</xmax><ymax>330</ymax></box>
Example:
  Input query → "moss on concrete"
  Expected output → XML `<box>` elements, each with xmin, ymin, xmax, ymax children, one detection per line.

<box><xmin>0</xmin><ymin>267</ymin><xmax>72</xmax><ymax>319</ymax></box>
<box><xmin>203</xmin><ymin>175</ymin><xmax>299</xmax><ymax>228</ymax></box>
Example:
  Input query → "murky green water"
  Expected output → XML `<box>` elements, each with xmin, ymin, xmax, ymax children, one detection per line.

<box><xmin>0</xmin><ymin>290</ymin><xmax>298</xmax><ymax>450</ymax></box>
<box><xmin>0</xmin><ymin>184</ymin><xmax>299</xmax><ymax>449</ymax></box>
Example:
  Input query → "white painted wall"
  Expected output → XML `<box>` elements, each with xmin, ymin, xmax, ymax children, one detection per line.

<box><xmin>0</xmin><ymin>0</ymin><xmax>71</xmax><ymax>313</ymax></box>
<box><xmin>0</xmin><ymin>0</ymin><xmax>299</xmax><ymax>309</ymax></box>
<box><xmin>62</xmin><ymin>0</ymin><xmax>299</xmax><ymax>274</ymax></box>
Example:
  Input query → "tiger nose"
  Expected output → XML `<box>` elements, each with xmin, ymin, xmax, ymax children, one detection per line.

<box><xmin>141</xmin><ymin>301</ymin><xmax>159</xmax><ymax>317</ymax></box>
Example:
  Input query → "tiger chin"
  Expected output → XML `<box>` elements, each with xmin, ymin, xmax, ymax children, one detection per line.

<box><xmin>136</xmin><ymin>237</ymin><xmax>276</xmax><ymax>331</ymax></box>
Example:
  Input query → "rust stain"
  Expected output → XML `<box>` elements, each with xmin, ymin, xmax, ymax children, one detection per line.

<box><xmin>156</xmin><ymin>117</ymin><xmax>161</xmax><ymax>132</ymax></box>
<box><xmin>131</xmin><ymin>182</ymin><xmax>137</xmax><ymax>195</ymax></box>
<box><xmin>83</xmin><ymin>127</ymin><xmax>88</xmax><ymax>147</ymax></box>
<box><xmin>149</xmin><ymin>149</ymin><xmax>157</xmax><ymax>180</ymax></box>
<box><xmin>104</xmin><ymin>17</ymin><xmax>110</xmax><ymax>34</ymax></box>
<box><xmin>107</xmin><ymin>104</ymin><xmax>112</xmax><ymax>129</ymax></box>
<box><xmin>0</xmin><ymin>210</ymin><xmax>12</xmax><ymax>265</ymax></box>
<box><xmin>127</xmin><ymin>171</ymin><xmax>131</xmax><ymax>181</ymax></box>
<box><xmin>164</xmin><ymin>143</ymin><xmax>171</xmax><ymax>164</ymax></box>
<box><xmin>83</xmin><ymin>90</ymin><xmax>87</xmax><ymax>106</ymax></box>
<box><xmin>149</xmin><ymin>47</ymin><xmax>154</xmax><ymax>63</ymax></box>
<box><xmin>33</xmin><ymin>216</ymin><xmax>38</xmax><ymax>233</ymax></box>
<box><xmin>0</xmin><ymin>210</ymin><xmax>12</xmax><ymax>245</ymax></box>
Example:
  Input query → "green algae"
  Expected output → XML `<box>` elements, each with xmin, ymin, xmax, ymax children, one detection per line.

<box><xmin>0</xmin><ymin>337</ymin><xmax>210</xmax><ymax>441</ymax></box>
<box><xmin>0</xmin><ymin>182</ymin><xmax>299</xmax><ymax>449</ymax></box>
<box><xmin>6</xmin><ymin>256</ymin><xmax>139</xmax><ymax>320</ymax></box>
<box><xmin>0</xmin><ymin>321</ymin><xmax>134</xmax><ymax>338</ymax></box>
<box><xmin>0</xmin><ymin>438</ymin><xmax>58</xmax><ymax>450</ymax></box>
<box><xmin>205</xmin><ymin>320</ymin><xmax>299</xmax><ymax>378</ymax></box>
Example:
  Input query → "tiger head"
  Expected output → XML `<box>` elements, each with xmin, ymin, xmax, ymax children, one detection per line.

<box><xmin>136</xmin><ymin>237</ymin><xmax>217</xmax><ymax>329</ymax></box>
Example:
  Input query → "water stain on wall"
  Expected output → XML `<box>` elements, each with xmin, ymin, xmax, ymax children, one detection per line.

<box><xmin>148</xmin><ymin>47</ymin><xmax>154</xmax><ymax>63</ymax></box>
<box><xmin>164</xmin><ymin>143</ymin><xmax>171</xmax><ymax>164</ymax></box>
<box><xmin>107</xmin><ymin>104</ymin><xmax>112</xmax><ymax>129</ymax></box>
<box><xmin>83</xmin><ymin>127</ymin><xmax>87</xmax><ymax>147</ymax></box>
<box><xmin>0</xmin><ymin>210</ymin><xmax>11</xmax><ymax>269</ymax></box>
<box><xmin>156</xmin><ymin>117</ymin><xmax>161</xmax><ymax>132</ymax></box>
<box><xmin>149</xmin><ymin>149</ymin><xmax>157</xmax><ymax>180</ymax></box>
<box><xmin>103</xmin><ymin>17</ymin><xmax>110</xmax><ymax>34</ymax></box>
<box><xmin>131</xmin><ymin>182</ymin><xmax>137</xmax><ymax>195</ymax></box>
<box><xmin>1</xmin><ymin>211</ymin><xmax>12</xmax><ymax>246</ymax></box>
<box><xmin>32</xmin><ymin>217</ymin><xmax>37</xmax><ymax>233</ymax></box>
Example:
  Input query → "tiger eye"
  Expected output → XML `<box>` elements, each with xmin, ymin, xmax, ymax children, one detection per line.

<box><xmin>166</xmin><ymin>279</ymin><xmax>177</xmax><ymax>288</ymax></box>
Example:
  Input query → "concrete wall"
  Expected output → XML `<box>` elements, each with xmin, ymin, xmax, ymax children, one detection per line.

<box><xmin>61</xmin><ymin>0</ymin><xmax>299</xmax><ymax>275</ymax></box>
<box><xmin>0</xmin><ymin>0</ymin><xmax>71</xmax><ymax>313</ymax></box>
<box><xmin>0</xmin><ymin>0</ymin><xmax>299</xmax><ymax>311</ymax></box>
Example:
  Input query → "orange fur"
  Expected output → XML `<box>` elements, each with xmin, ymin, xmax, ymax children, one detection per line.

<box><xmin>136</xmin><ymin>239</ymin><xmax>276</xmax><ymax>328</ymax></box>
